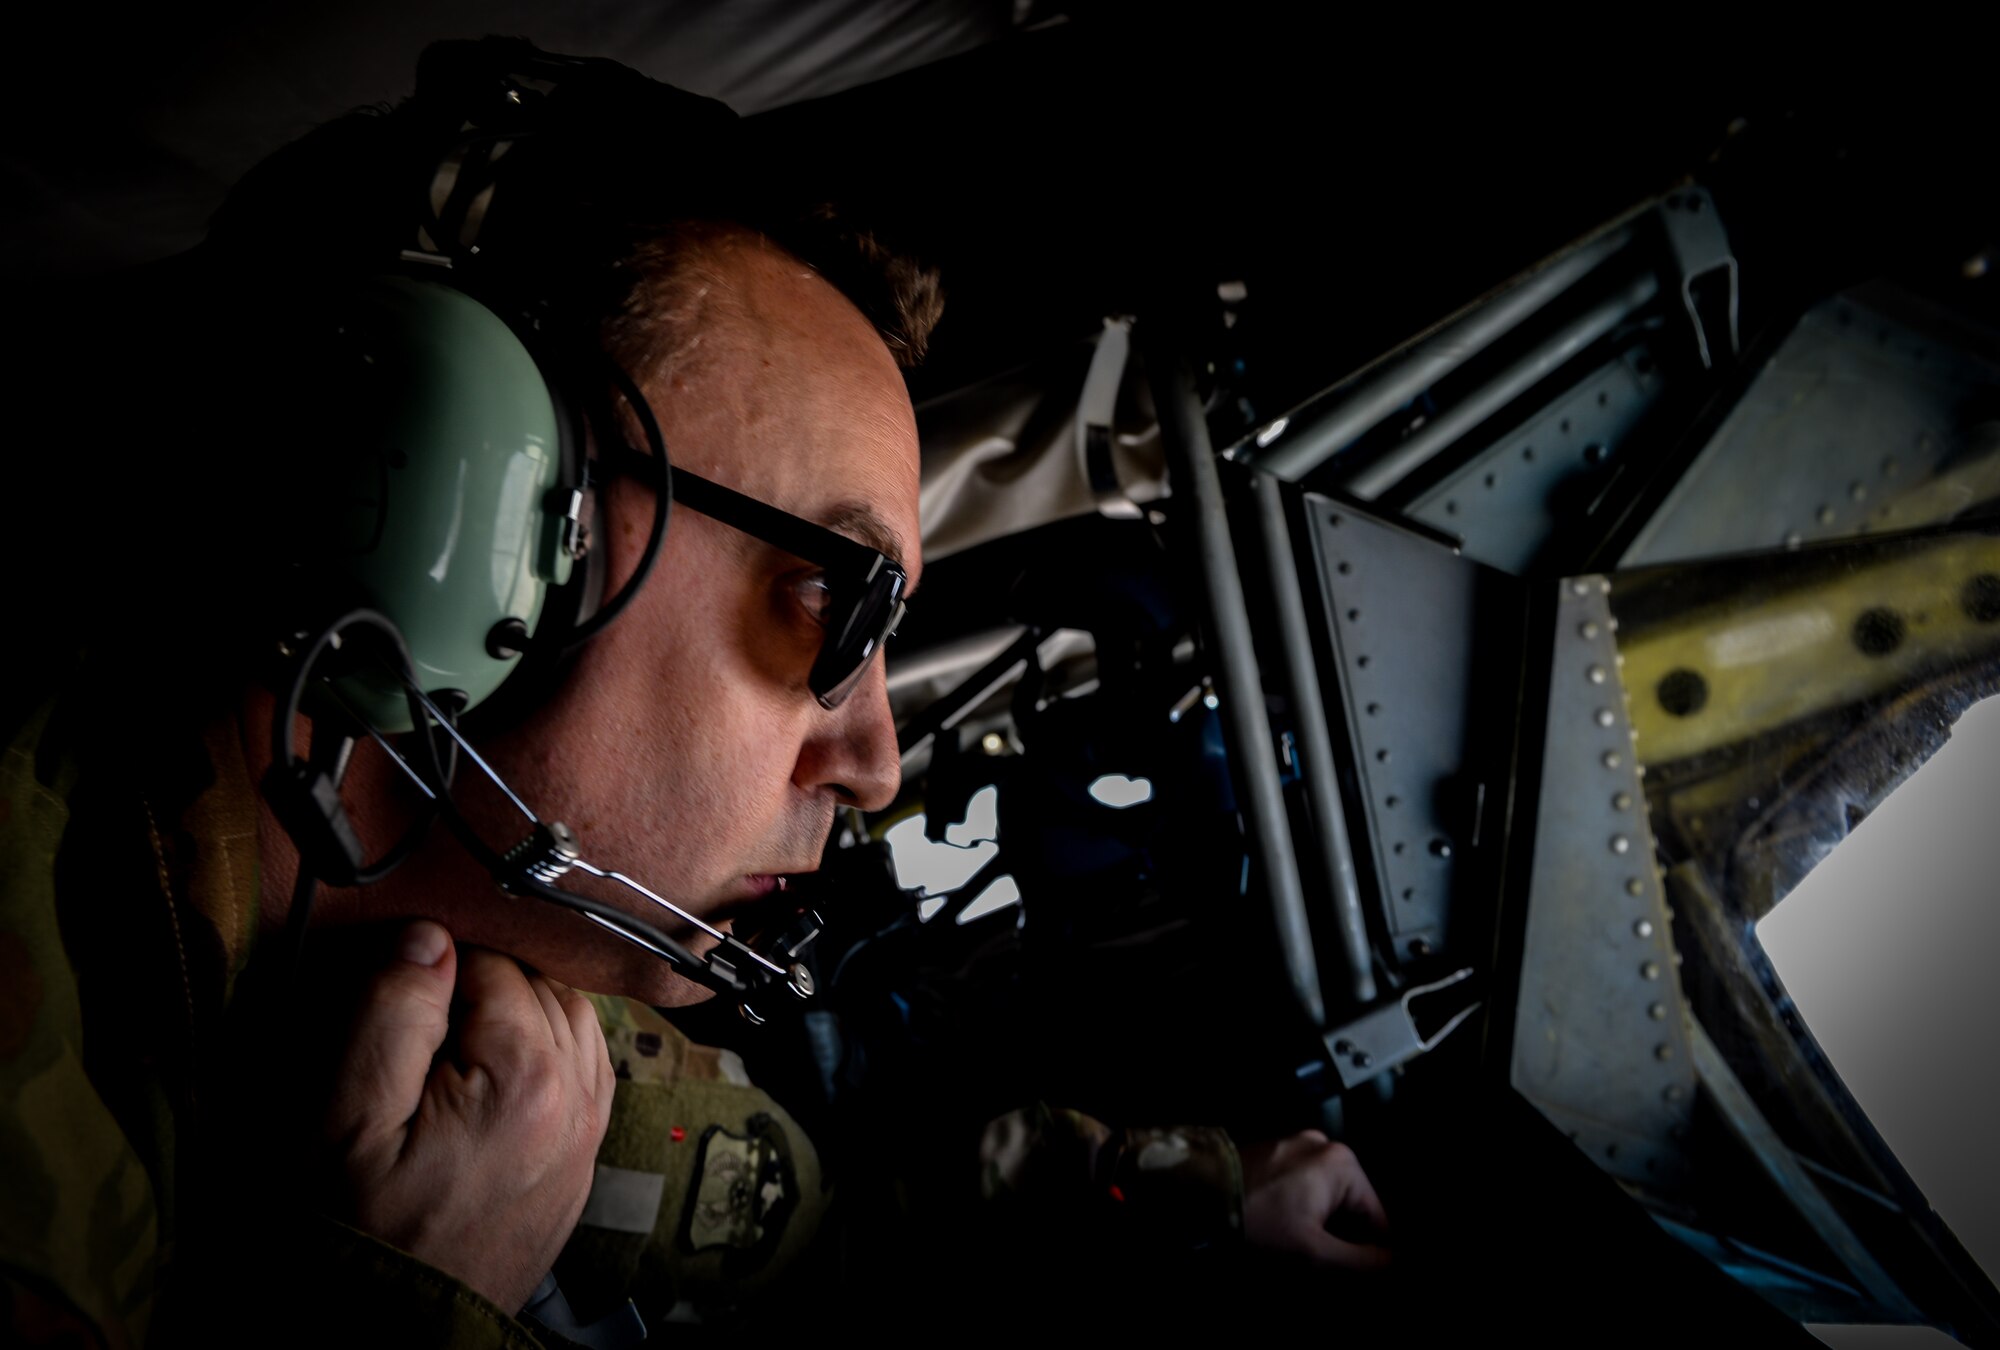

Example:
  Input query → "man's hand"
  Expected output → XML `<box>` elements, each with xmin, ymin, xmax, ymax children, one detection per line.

<box><xmin>321</xmin><ymin>921</ymin><xmax>616</xmax><ymax>1312</ymax></box>
<box><xmin>1241</xmin><ymin>1130</ymin><xmax>1392</xmax><ymax>1271</ymax></box>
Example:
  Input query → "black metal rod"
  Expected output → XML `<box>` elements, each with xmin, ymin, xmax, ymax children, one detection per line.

<box><xmin>1146</xmin><ymin>340</ymin><xmax>1326</xmax><ymax>1030</ymax></box>
<box><xmin>1341</xmin><ymin>268</ymin><xmax>1661</xmax><ymax>501</ymax></box>
<box><xmin>1246</xmin><ymin>224</ymin><xmax>1637</xmax><ymax>481</ymax></box>
<box><xmin>896</xmin><ymin>626</ymin><xmax>1042</xmax><ymax>758</ymax></box>
<box><xmin>1254</xmin><ymin>473</ymin><xmax>1376</xmax><ymax>1010</ymax></box>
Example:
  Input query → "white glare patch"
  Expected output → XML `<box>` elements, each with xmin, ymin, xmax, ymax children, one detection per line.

<box><xmin>1255</xmin><ymin>416</ymin><xmax>1291</xmax><ymax>447</ymax></box>
<box><xmin>883</xmin><ymin>814</ymin><xmax>997</xmax><ymax>897</ymax></box>
<box><xmin>955</xmin><ymin>875</ymin><xmax>1021</xmax><ymax>924</ymax></box>
<box><xmin>1087</xmin><ymin>774</ymin><xmax>1155</xmax><ymax>809</ymax></box>
<box><xmin>1758</xmin><ymin>697</ymin><xmax>2000</xmax><ymax>1284</ymax></box>
<box><xmin>944</xmin><ymin>785</ymin><xmax>1000</xmax><ymax>847</ymax></box>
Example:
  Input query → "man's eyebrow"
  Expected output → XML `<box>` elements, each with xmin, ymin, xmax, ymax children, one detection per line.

<box><xmin>822</xmin><ymin>500</ymin><xmax>913</xmax><ymax>579</ymax></box>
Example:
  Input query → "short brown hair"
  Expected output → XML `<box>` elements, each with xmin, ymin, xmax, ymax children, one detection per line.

<box><xmin>604</xmin><ymin>208</ymin><xmax>945</xmax><ymax>384</ymax></box>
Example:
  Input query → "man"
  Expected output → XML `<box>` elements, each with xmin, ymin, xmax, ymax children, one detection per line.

<box><xmin>2</xmin><ymin>38</ymin><xmax>1388</xmax><ymax>1345</ymax></box>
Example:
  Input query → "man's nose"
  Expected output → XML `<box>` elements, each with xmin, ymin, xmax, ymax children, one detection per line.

<box><xmin>794</xmin><ymin>655</ymin><xmax>901</xmax><ymax>811</ymax></box>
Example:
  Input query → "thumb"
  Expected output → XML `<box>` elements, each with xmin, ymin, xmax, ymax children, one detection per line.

<box><xmin>325</xmin><ymin>921</ymin><xmax>456</xmax><ymax>1154</ymax></box>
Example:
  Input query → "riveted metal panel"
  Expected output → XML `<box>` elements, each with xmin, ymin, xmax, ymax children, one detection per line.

<box><xmin>1623</xmin><ymin>287</ymin><xmax>2000</xmax><ymax>566</ymax></box>
<box><xmin>1511</xmin><ymin>576</ymin><xmax>1697</xmax><ymax>1192</ymax></box>
<box><xmin>1301</xmin><ymin>499</ymin><xmax>1488</xmax><ymax>962</ymax></box>
<box><xmin>1407</xmin><ymin>344</ymin><xmax>1668</xmax><ymax>573</ymax></box>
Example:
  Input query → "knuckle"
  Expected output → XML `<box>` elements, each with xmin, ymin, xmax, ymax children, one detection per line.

<box><xmin>1320</xmin><ymin>1140</ymin><xmax>1357</xmax><ymax>1167</ymax></box>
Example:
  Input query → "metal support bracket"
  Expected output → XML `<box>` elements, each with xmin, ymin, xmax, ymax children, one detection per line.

<box><xmin>1659</xmin><ymin>186</ymin><xmax>1739</xmax><ymax>370</ymax></box>
<box><xmin>1322</xmin><ymin>966</ymin><xmax>1480</xmax><ymax>1091</ymax></box>
<box><xmin>1080</xmin><ymin>316</ymin><xmax>1143</xmax><ymax>519</ymax></box>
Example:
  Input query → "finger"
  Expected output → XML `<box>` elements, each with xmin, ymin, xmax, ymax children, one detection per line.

<box><xmin>326</xmin><ymin>921</ymin><xmax>457</xmax><ymax>1150</ymax></box>
<box><xmin>1301</xmin><ymin>1227</ymin><xmax>1394</xmax><ymax>1273</ymax></box>
<box><xmin>548</xmin><ymin>980</ymin><xmax>602</xmax><ymax>1062</ymax></box>
<box><xmin>1323</xmin><ymin>1144</ymin><xmax>1391</xmax><ymax>1237</ymax></box>
<box><xmin>525</xmin><ymin>975</ymin><xmax>575</xmax><ymax>1055</ymax></box>
<box><xmin>452</xmin><ymin>948</ymin><xmax>561</xmax><ymax>1071</ymax></box>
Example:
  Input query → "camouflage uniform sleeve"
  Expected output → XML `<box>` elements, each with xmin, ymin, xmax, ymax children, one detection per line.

<box><xmin>153</xmin><ymin>1209</ymin><xmax>573</xmax><ymax>1350</ymax></box>
<box><xmin>979</xmin><ymin>1103</ymin><xmax>1245</xmax><ymax>1250</ymax></box>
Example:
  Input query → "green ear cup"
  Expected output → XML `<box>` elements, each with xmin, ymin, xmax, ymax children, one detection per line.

<box><xmin>311</xmin><ymin>275</ymin><xmax>571</xmax><ymax>732</ymax></box>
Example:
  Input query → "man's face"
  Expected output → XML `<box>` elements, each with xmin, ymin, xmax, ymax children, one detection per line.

<box><xmin>443</xmin><ymin>232</ymin><xmax>921</xmax><ymax>1004</ymax></box>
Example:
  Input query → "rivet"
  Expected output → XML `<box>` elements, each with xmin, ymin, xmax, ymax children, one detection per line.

<box><xmin>1634</xmin><ymin>919</ymin><xmax>1654</xmax><ymax>939</ymax></box>
<box><xmin>1602</xmin><ymin>750</ymin><xmax>1623</xmax><ymax>769</ymax></box>
<box><xmin>1626</xmin><ymin>878</ymin><xmax>1645</xmax><ymax>897</ymax></box>
<box><xmin>1850</xmin><ymin>482</ymin><xmax>1867</xmax><ymax>502</ymax></box>
<box><xmin>1663</xmin><ymin>1084</ymin><xmax>1685</xmax><ymax>1103</ymax></box>
<box><xmin>1648</xmin><ymin>1002</ymin><xmax>1668</xmax><ymax>1020</ymax></box>
<box><xmin>1600</xmin><ymin>579</ymin><xmax>1612</xmax><ymax>595</ymax></box>
<box><xmin>1588</xmin><ymin>664</ymin><xmax>1608</xmax><ymax>684</ymax></box>
<box><xmin>1641</xmin><ymin>961</ymin><xmax>1661</xmax><ymax>980</ymax></box>
<box><xmin>1580</xmin><ymin>620</ymin><xmax>1601</xmax><ymax>639</ymax></box>
<box><xmin>1613</xmin><ymin>791</ymin><xmax>1633</xmax><ymax>811</ymax></box>
<box><xmin>1784</xmin><ymin>531</ymin><xmax>1803</xmax><ymax>550</ymax></box>
<box><xmin>1571</xmin><ymin>579</ymin><xmax>1592</xmax><ymax>597</ymax></box>
<box><xmin>1655</xmin><ymin>1043</ymin><xmax>1675</xmax><ymax>1061</ymax></box>
<box><xmin>1610</xmin><ymin>835</ymin><xmax>1631</xmax><ymax>855</ymax></box>
<box><xmin>1817</xmin><ymin>504</ymin><xmax>1836</xmax><ymax>526</ymax></box>
<box><xmin>1595</xmin><ymin>708</ymin><xmax>1616</xmax><ymax>728</ymax></box>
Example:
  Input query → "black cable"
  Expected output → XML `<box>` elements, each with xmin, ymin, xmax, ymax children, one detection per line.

<box><xmin>562</xmin><ymin>358</ymin><xmax>672</xmax><ymax>653</ymax></box>
<box><xmin>272</xmin><ymin>610</ymin><xmax>442</xmax><ymax>896</ymax></box>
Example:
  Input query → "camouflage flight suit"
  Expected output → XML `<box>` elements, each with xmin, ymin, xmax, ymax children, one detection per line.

<box><xmin>2</xmin><ymin>699</ymin><xmax>1242</xmax><ymax>1344</ymax></box>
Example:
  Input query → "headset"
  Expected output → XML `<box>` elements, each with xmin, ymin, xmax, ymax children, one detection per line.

<box><xmin>256</xmin><ymin>38</ymin><xmax>820</xmax><ymax>1020</ymax></box>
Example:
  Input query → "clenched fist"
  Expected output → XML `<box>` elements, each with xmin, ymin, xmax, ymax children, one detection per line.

<box><xmin>320</xmin><ymin>920</ymin><xmax>615</xmax><ymax>1312</ymax></box>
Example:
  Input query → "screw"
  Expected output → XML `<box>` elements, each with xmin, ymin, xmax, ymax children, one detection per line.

<box><xmin>1333</xmin><ymin>1039</ymin><xmax>1353</xmax><ymax>1055</ymax></box>
<box><xmin>1352</xmin><ymin>1050</ymin><xmax>1373</xmax><ymax>1069</ymax></box>
<box><xmin>1611</xmin><ymin>835</ymin><xmax>1632</xmax><ymax>855</ymax></box>
<box><xmin>1635</xmin><ymin>919</ymin><xmax>1655</xmax><ymax>938</ymax></box>
<box><xmin>1626</xmin><ymin>878</ymin><xmax>1646</xmax><ymax>897</ymax></box>
<box><xmin>1649</xmin><ymin>1002</ymin><xmax>1668</xmax><ymax>1020</ymax></box>
<box><xmin>1663</xmin><ymin>1084</ymin><xmax>1685</xmax><ymax>1103</ymax></box>
<box><xmin>1641</xmin><ymin>961</ymin><xmax>1661</xmax><ymax>980</ymax></box>
<box><xmin>1572</xmin><ymin>579</ymin><xmax>1593</xmax><ymax>597</ymax></box>
<box><xmin>1655</xmin><ymin>1043</ymin><xmax>1675</xmax><ymax>1061</ymax></box>
<box><xmin>1817</xmin><ymin>504</ymin><xmax>1836</xmax><ymax>526</ymax></box>
<box><xmin>1850</xmin><ymin>482</ymin><xmax>1867</xmax><ymax>502</ymax></box>
<box><xmin>1588</xmin><ymin>664</ymin><xmax>1608</xmax><ymax>684</ymax></box>
<box><xmin>1613</xmin><ymin>791</ymin><xmax>1633</xmax><ymax>811</ymax></box>
<box><xmin>1595</xmin><ymin>708</ymin><xmax>1617</xmax><ymax>728</ymax></box>
<box><xmin>1602</xmin><ymin>750</ymin><xmax>1623</xmax><ymax>770</ymax></box>
<box><xmin>1580</xmin><ymin>620</ymin><xmax>1602</xmax><ymax>639</ymax></box>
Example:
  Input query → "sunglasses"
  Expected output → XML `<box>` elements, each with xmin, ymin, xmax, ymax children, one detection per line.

<box><xmin>606</xmin><ymin>446</ymin><xmax>908</xmax><ymax>709</ymax></box>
